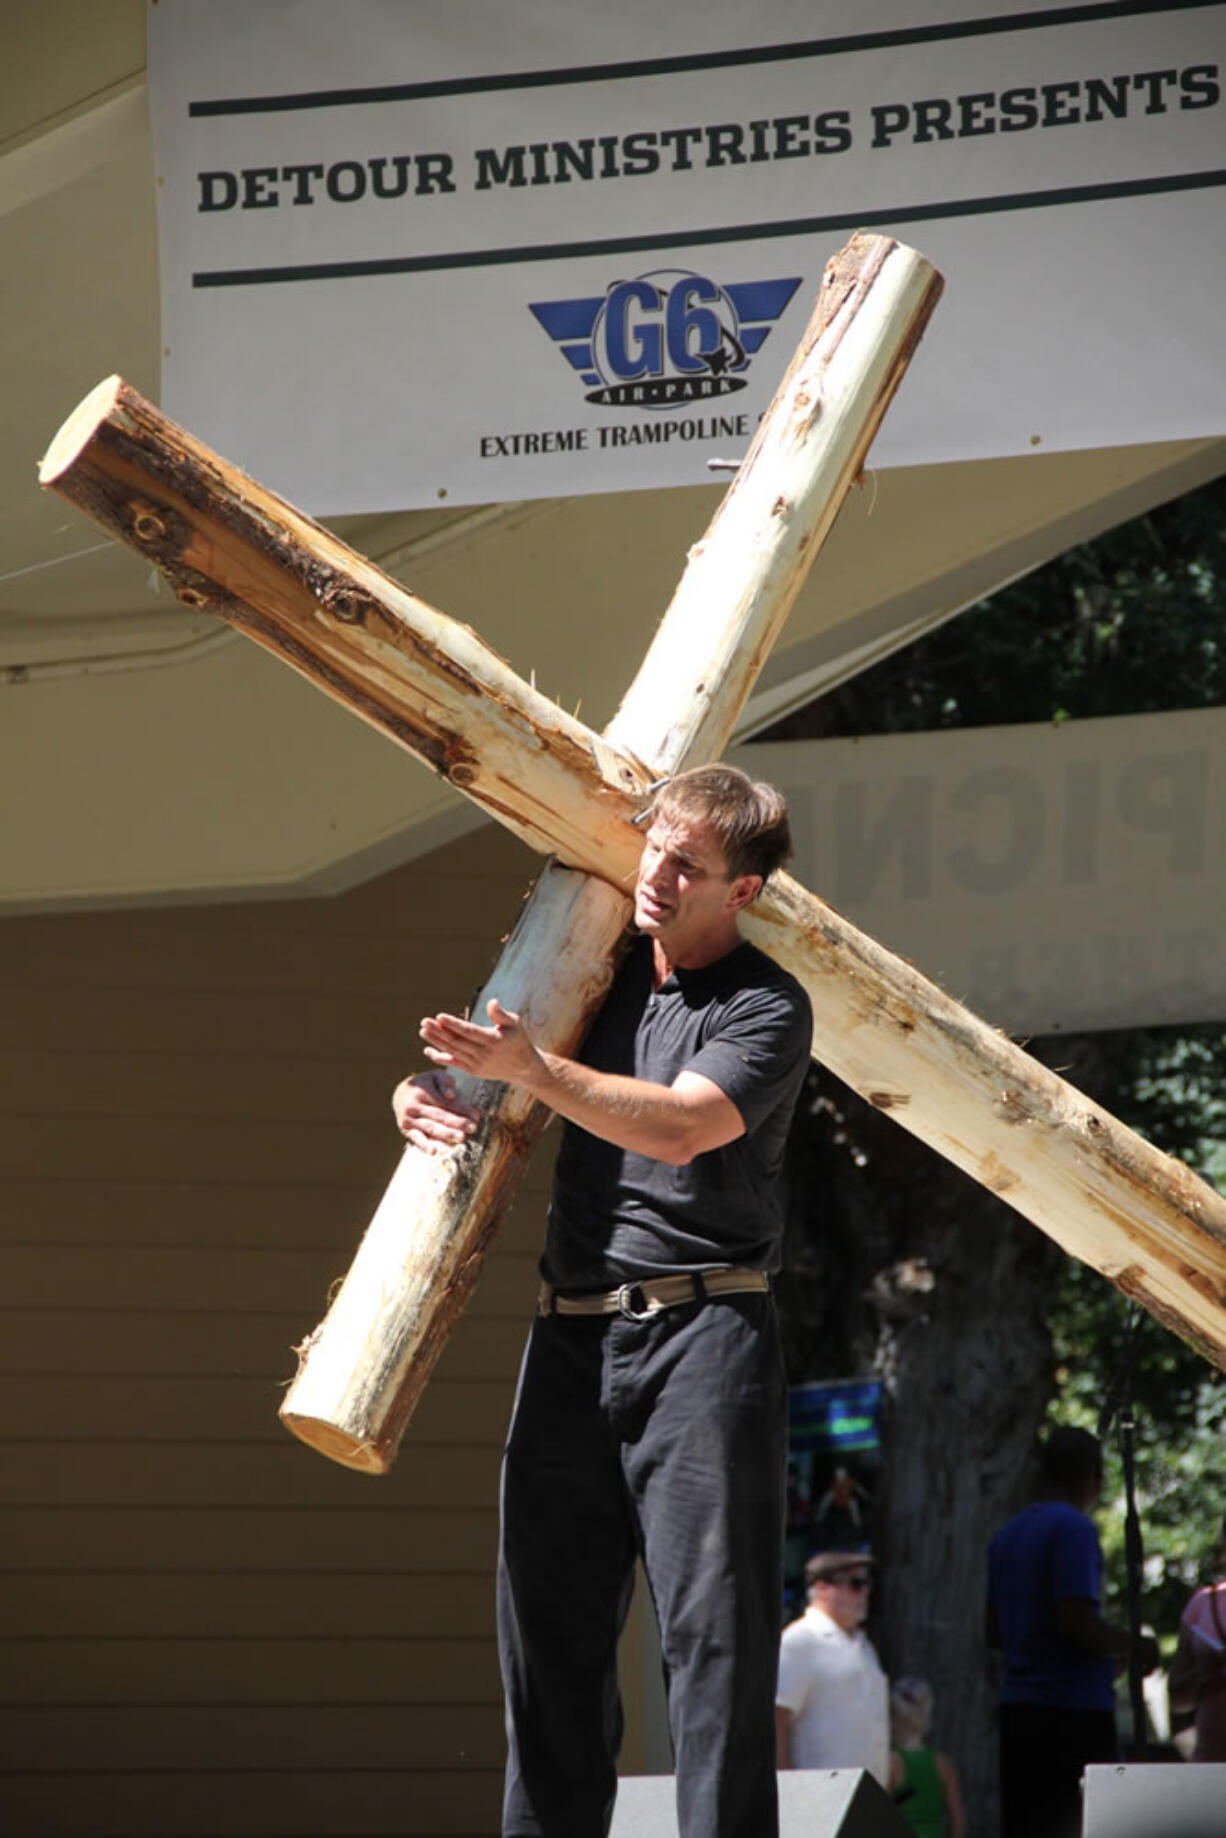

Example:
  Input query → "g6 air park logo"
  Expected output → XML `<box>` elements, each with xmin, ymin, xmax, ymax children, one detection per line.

<box><xmin>529</xmin><ymin>269</ymin><xmax>801</xmax><ymax>408</ymax></box>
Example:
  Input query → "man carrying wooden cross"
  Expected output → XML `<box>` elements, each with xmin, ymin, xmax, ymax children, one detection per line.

<box><xmin>394</xmin><ymin>764</ymin><xmax>813</xmax><ymax>1838</ymax></box>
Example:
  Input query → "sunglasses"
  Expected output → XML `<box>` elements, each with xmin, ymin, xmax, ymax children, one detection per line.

<box><xmin>829</xmin><ymin>1572</ymin><xmax>871</xmax><ymax>1591</ymax></box>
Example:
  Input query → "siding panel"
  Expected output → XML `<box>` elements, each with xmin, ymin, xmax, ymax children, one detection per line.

<box><xmin>0</xmin><ymin>821</ymin><xmax>561</xmax><ymax>1834</ymax></box>
<box><xmin>0</xmin><ymin>1504</ymin><xmax>499</xmax><ymax>1572</ymax></box>
<box><xmin>1</xmin><ymin>1770</ymin><xmax>500</xmax><ymax>1837</ymax></box>
<box><xmin>1</xmin><ymin>1636</ymin><xmax>501</xmax><ymax>1706</ymax></box>
<box><xmin>0</xmin><ymin>1378</ymin><xmax>513</xmax><ymax>1447</ymax></box>
<box><xmin>0</xmin><ymin>1247</ymin><xmax>541</xmax><ymax>1317</ymax></box>
<box><xmin>0</xmin><ymin>1703</ymin><xmax>507</xmax><ymax>1771</ymax></box>
<box><xmin>0</xmin><ymin>1172</ymin><xmax>551</xmax><ymax>1250</ymax></box>
<box><xmin>0</xmin><ymin>1443</ymin><xmax>503</xmax><ymax>1511</ymax></box>
<box><xmin>0</xmin><ymin>1307</ymin><xmax>532</xmax><ymax>1380</ymax></box>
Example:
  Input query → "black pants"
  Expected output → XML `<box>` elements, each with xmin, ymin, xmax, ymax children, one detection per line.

<box><xmin>999</xmin><ymin>1702</ymin><xmax>1118</xmax><ymax>1838</ymax></box>
<box><xmin>497</xmin><ymin>1292</ymin><xmax>786</xmax><ymax>1838</ymax></box>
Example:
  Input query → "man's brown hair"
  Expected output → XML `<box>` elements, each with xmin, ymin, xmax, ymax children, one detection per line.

<box><xmin>650</xmin><ymin>765</ymin><xmax>793</xmax><ymax>885</ymax></box>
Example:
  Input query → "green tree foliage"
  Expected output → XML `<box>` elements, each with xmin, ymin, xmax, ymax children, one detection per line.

<box><xmin>775</xmin><ymin>474</ymin><xmax>1226</xmax><ymax>740</ymax></box>
<box><xmin>770</xmin><ymin>472</ymin><xmax>1226</xmax><ymax>1637</ymax></box>
<box><xmin>1047</xmin><ymin>1025</ymin><xmax>1226</xmax><ymax>1637</ymax></box>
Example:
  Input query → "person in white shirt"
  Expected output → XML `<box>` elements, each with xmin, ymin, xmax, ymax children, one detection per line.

<box><xmin>776</xmin><ymin>1550</ymin><xmax>889</xmax><ymax>1787</ymax></box>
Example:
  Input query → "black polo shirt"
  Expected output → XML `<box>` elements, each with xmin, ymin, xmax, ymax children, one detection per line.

<box><xmin>542</xmin><ymin>935</ymin><xmax>812</xmax><ymax>1289</ymax></box>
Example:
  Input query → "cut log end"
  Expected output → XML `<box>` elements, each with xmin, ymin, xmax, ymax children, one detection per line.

<box><xmin>279</xmin><ymin>1407</ymin><xmax>391</xmax><ymax>1475</ymax></box>
<box><xmin>38</xmin><ymin>375</ymin><xmax>125</xmax><ymax>485</ymax></box>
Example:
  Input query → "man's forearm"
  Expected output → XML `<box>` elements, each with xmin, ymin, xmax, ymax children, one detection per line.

<box><xmin>419</xmin><ymin>999</ymin><xmax>743</xmax><ymax>1163</ymax></box>
<box><xmin>775</xmin><ymin>1706</ymin><xmax>793</xmax><ymax>1769</ymax></box>
<box><xmin>528</xmin><ymin>1052</ymin><xmax>727</xmax><ymax>1165</ymax></box>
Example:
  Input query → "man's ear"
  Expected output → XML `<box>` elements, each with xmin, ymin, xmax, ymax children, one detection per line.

<box><xmin>727</xmin><ymin>874</ymin><xmax>763</xmax><ymax>913</ymax></box>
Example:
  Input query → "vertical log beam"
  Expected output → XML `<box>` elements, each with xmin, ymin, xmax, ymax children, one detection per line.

<box><xmin>606</xmin><ymin>233</ymin><xmax>937</xmax><ymax>770</ymax></box>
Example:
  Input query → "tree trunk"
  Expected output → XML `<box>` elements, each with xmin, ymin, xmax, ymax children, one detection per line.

<box><xmin>873</xmin><ymin>1183</ymin><xmax>1055</xmax><ymax>1838</ymax></box>
<box><xmin>42</xmin><ymin>234</ymin><xmax>948</xmax><ymax>1469</ymax></box>
<box><xmin>781</xmin><ymin>1065</ymin><xmax>1061</xmax><ymax>1838</ymax></box>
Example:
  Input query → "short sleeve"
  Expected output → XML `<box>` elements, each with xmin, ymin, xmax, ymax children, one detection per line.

<box><xmin>1050</xmin><ymin>1512</ymin><xmax>1102</xmax><ymax>1603</ymax></box>
<box><xmin>684</xmin><ymin>980</ymin><xmax>812</xmax><ymax>1133</ymax></box>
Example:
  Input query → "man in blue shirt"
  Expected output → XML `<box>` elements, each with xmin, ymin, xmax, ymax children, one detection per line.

<box><xmin>986</xmin><ymin>1426</ymin><xmax>1159</xmax><ymax>1838</ymax></box>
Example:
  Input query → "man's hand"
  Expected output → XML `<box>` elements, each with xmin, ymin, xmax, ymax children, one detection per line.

<box><xmin>392</xmin><ymin>1068</ymin><xmax>478</xmax><ymax>1153</ymax></box>
<box><xmin>420</xmin><ymin>999</ymin><xmax>545</xmax><ymax>1090</ymax></box>
<box><xmin>1056</xmin><ymin>1599</ymin><xmax>1161</xmax><ymax>1671</ymax></box>
<box><xmin>419</xmin><ymin>997</ymin><xmax>744</xmax><ymax>1164</ymax></box>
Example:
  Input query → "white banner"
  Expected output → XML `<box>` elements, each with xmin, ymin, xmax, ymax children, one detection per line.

<box><xmin>148</xmin><ymin>1</ymin><xmax>1226</xmax><ymax>513</ymax></box>
<box><xmin>734</xmin><ymin>707</ymin><xmax>1226</xmax><ymax>1036</ymax></box>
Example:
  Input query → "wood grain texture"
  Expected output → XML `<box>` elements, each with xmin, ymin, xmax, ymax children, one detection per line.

<box><xmin>0</xmin><ymin>831</ymin><xmax>542</xmax><ymax>1833</ymax></box>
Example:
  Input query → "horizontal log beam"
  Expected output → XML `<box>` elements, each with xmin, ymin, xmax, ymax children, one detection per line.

<box><xmin>745</xmin><ymin>876</ymin><xmax>1226</xmax><ymax>1370</ymax></box>
<box><xmin>40</xmin><ymin>235</ymin><xmax>1226</xmax><ymax>1466</ymax></box>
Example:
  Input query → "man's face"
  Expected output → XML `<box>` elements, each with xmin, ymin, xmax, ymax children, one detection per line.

<box><xmin>814</xmin><ymin>1566</ymin><xmax>872</xmax><ymax>1632</ymax></box>
<box><xmin>634</xmin><ymin>813</ymin><xmax>759</xmax><ymax>966</ymax></box>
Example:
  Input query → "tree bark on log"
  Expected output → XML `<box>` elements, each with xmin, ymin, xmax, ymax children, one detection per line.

<box><xmin>38</xmin><ymin>377</ymin><xmax>652</xmax><ymax>866</ymax></box>
<box><xmin>780</xmin><ymin>1066</ymin><xmax>1061</xmax><ymax>1838</ymax></box>
<box><xmin>744</xmin><ymin>875</ymin><xmax>1226</xmax><ymax>1370</ymax></box>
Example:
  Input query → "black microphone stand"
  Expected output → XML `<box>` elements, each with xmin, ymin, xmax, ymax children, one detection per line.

<box><xmin>1097</xmin><ymin>1305</ymin><xmax>1149</xmax><ymax>1759</ymax></box>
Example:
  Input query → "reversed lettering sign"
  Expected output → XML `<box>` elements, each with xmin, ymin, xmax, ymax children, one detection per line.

<box><xmin>736</xmin><ymin>706</ymin><xmax>1226</xmax><ymax>1034</ymax></box>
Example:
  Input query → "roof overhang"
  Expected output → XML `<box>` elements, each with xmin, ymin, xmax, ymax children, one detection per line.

<box><xmin>3</xmin><ymin>7</ymin><xmax>1223</xmax><ymax>911</ymax></box>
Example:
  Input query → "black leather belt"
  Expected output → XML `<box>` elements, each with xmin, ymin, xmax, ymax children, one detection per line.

<box><xmin>537</xmin><ymin>1267</ymin><xmax>770</xmax><ymax>1322</ymax></box>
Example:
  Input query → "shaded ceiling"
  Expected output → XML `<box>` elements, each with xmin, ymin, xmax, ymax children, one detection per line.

<box><xmin>4</xmin><ymin>3</ymin><xmax>1223</xmax><ymax>910</ymax></box>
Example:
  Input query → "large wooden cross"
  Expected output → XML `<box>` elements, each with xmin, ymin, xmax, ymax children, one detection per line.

<box><xmin>41</xmin><ymin>234</ymin><xmax>1226</xmax><ymax>1474</ymax></box>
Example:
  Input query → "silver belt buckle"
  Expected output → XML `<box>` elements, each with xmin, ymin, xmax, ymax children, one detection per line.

<box><xmin>616</xmin><ymin>1281</ymin><xmax>653</xmax><ymax>1322</ymax></box>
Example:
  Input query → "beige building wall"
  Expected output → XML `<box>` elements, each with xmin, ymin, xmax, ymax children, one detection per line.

<box><xmin>0</xmin><ymin>823</ymin><xmax>610</xmax><ymax>1837</ymax></box>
